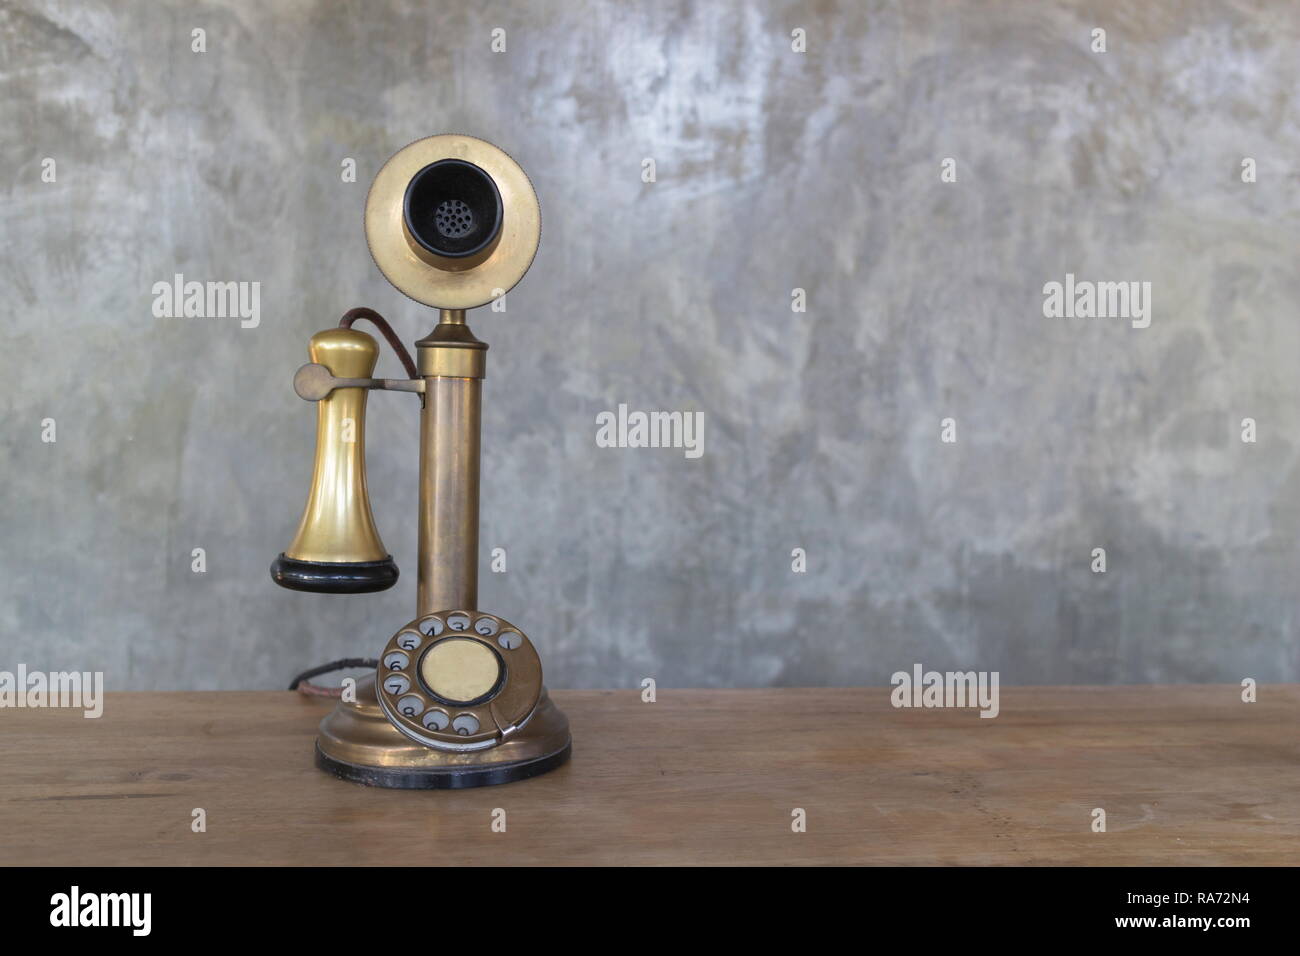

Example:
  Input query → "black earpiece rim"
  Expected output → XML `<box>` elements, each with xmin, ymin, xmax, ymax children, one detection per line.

<box><xmin>270</xmin><ymin>554</ymin><xmax>399</xmax><ymax>594</ymax></box>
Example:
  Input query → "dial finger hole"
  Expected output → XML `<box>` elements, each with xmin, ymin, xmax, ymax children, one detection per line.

<box><xmin>396</xmin><ymin>695</ymin><xmax>424</xmax><ymax>718</ymax></box>
<box><xmin>419</xmin><ymin>617</ymin><xmax>444</xmax><ymax>636</ymax></box>
<box><xmin>396</xmin><ymin>631</ymin><xmax>421</xmax><ymax>651</ymax></box>
<box><xmin>383</xmin><ymin>651</ymin><xmax>409</xmax><ymax>671</ymax></box>
<box><xmin>452</xmin><ymin>714</ymin><xmax>480</xmax><ymax>736</ymax></box>
<box><xmin>422</xmin><ymin>709</ymin><xmax>450</xmax><ymax>731</ymax></box>
<box><xmin>382</xmin><ymin>674</ymin><xmax>411</xmax><ymax>695</ymax></box>
<box><xmin>497</xmin><ymin>630</ymin><xmax>523</xmax><ymax>650</ymax></box>
<box><xmin>473</xmin><ymin>617</ymin><xmax>499</xmax><ymax>636</ymax></box>
<box><xmin>447</xmin><ymin>613</ymin><xmax>471</xmax><ymax>631</ymax></box>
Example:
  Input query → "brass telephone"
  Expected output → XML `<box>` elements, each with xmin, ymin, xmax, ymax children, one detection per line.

<box><xmin>271</xmin><ymin>135</ymin><xmax>571</xmax><ymax>788</ymax></box>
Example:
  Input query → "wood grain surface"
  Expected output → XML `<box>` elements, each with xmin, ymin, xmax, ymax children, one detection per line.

<box><xmin>1</xmin><ymin>686</ymin><xmax>1296</xmax><ymax>866</ymax></box>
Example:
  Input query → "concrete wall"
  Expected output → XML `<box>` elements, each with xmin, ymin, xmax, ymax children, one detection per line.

<box><xmin>3</xmin><ymin>0</ymin><xmax>1298</xmax><ymax>689</ymax></box>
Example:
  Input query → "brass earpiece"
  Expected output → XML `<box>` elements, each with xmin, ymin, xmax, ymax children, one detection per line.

<box><xmin>270</xmin><ymin>328</ymin><xmax>398</xmax><ymax>593</ymax></box>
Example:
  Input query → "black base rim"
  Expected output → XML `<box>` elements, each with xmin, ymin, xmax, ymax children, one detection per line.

<box><xmin>315</xmin><ymin>741</ymin><xmax>571</xmax><ymax>790</ymax></box>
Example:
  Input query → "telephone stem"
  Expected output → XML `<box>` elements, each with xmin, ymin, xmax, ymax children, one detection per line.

<box><xmin>415</xmin><ymin>309</ymin><xmax>486</xmax><ymax>615</ymax></box>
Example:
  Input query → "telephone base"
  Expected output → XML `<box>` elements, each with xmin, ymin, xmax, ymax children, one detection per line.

<box><xmin>314</xmin><ymin>673</ymin><xmax>571</xmax><ymax>789</ymax></box>
<box><xmin>315</xmin><ymin>740</ymin><xmax>571</xmax><ymax>789</ymax></box>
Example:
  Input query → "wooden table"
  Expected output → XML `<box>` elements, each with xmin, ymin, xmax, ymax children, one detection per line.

<box><xmin>1</xmin><ymin>687</ymin><xmax>1295</xmax><ymax>865</ymax></box>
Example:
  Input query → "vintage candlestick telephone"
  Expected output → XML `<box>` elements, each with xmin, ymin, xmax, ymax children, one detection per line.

<box><xmin>271</xmin><ymin>135</ymin><xmax>571</xmax><ymax>788</ymax></box>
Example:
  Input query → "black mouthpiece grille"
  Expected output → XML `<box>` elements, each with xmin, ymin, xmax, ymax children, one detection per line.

<box><xmin>403</xmin><ymin>159</ymin><xmax>502</xmax><ymax>259</ymax></box>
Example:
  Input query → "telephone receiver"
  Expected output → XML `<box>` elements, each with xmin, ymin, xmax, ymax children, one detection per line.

<box><xmin>270</xmin><ymin>135</ymin><xmax>570</xmax><ymax>788</ymax></box>
<box><xmin>270</xmin><ymin>328</ymin><xmax>399</xmax><ymax>594</ymax></box>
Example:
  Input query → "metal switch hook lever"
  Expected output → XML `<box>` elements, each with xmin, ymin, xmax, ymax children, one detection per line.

<box><xmin>292</xmin><ymin>362</ymin><xmax>425</xmax><ymax>402</ymax></box>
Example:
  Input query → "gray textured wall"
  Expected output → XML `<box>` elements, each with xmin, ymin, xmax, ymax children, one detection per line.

<box><xmin>3</xmin><ymin>0</ymin><xmax>1298</xmax><ymax>690</ymax></box>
